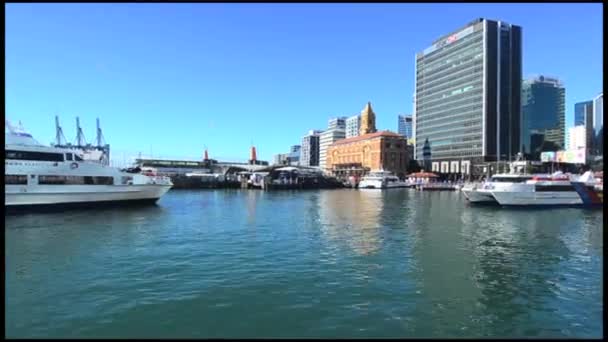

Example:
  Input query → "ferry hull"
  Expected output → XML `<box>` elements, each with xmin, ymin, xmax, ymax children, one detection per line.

<box><xmin>462</xmin><ymin>188</ymin><xmax>497</xmax><ymax>203</ymax></box>
<box><xmin>5</xmin><ymin>198</ymin><xmax>161</xmax><ymax>214</ymax></box>
<box><xmin>5</xmin><ymin>184</ymin><xmax>171</xmax><ymax>207</ymax></box>
<box><xmin>490</xmin><ymin>191</ymin><xmax>583</xmax><ymax>206</ymax></box>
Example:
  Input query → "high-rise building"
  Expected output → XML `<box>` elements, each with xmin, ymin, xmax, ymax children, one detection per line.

<box><xmin>521</xmin><ymin>76</ymin><xmax>565</xmax><ymax>157</ymax></box>
<box><xmin>574</xmin><ymin>100</ymin><xmax>593</xmax><ymax>126</ymax></box>
<box><xmin>414</xmin><ymin>18</ymin><xmax>522</xmax><ymax>175</ymax></box>
<box><xmin>345</xmin><ymin>115</ymin><xmax>361</xmax><ymax>139</ymax></box>
<box><xmin>593</xmin><ymin>93</ymin><xmax>603</xmax><ymax>155</ymax></box>
<box><xmin>328</xmin><ymin>117</ymin><xmax>347</xmax><ymax>130</ymax></box>
<box><xmin>300</xmin><ymin>130</ymin><xmax>321</xmax><ymax>167</ymax></box>
<box><xmin>360</xmin><ymin>102</ymin><xmax>377</xmax><ymax>135</ymax></box>
<box><xmin>319</xmin><ymin>117</ymin><xmax>347</xmax><ymax>170</ymax></box>
<box><xmin>567</xmin><ymin>125</ymin><xmax>587</xmax><ymax>150</ymax></box>
<box><xmin>574</xmin><ymin>100</ymin><xmax>594</xmax><ymax>154</ymax></box>
<box><xmin>319</xmin><ymin>128</ymin><xmax>346</xmax><ymax>171</ymax></box>
<box><xmin>398</xmin><ymin>114</ymin><xmax>413</xmax><ymax>139</ymax></box>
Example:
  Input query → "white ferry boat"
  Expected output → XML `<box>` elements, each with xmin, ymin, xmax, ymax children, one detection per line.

<box><xmin>5</xmin><ymin>121</ymin><xmax>173</xmax><ymax>212</ymax></box>
<box><xmin>462</xmin><ymin>173</ymin><xmax>533</xmax><ymax>204</ymax></box>
<box><xmin>489</xmin><ymin>172</ymin><xmax>583</xmax><ymax>206</ymax></box>
<box><xmin>358</xmin><ymin>170</ymin><xmax>407</xmax><ymax>189</ymax></box>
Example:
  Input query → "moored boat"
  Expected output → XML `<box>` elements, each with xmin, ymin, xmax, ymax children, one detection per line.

<box><xmin>358</xmin><ymin>170</ymin><xmax>407</xmax><ymax>189</ymax></box>
<box><xmin>5</xmin><ymin>121</ymin><xmax>173</xmax><ymax>213</ymax></box>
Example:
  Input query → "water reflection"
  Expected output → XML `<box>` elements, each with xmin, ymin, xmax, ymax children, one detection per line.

<box><xmin>461</xmin><ymin>207</ymin><xmax>603</xmax><ymax>337</ymax></box>
<box><xmin>317</xmin><ymin>190</ymin><xmax>384</xmax><ymax>256</ymax></box>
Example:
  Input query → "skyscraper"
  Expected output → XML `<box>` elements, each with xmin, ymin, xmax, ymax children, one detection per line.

<box><xmin>398</xmin><ymin>114</ymin><xmax>413</xmax><ymax>139</ymax></box>
<box><xmin>345</xmin><ymin>115</ymin><xmax>361</xmax><ymax>139</ymax></box>
<box><xmin>574</xmin><ymin>100</ymin><xmax>593</xmax><ymax>126</ymax></box>
<box><xmin>574</xmin><ymin>100</ymin><xmax>594</xmax><ymax>154</ymax></box>
<box><xmin>593</xmin><ymin>93</ymin><xmax>603</xmax><ymax>155</ymax></box>
<box><xmin>414</xmin><ymin>18</ymin><xmax>522</xmax><ymax>175</ymax></box>
<box><xmin>319</xmin><ymin>117</ymin><xmax>347</xmax><ymax>170</ymax></box>
<box><xmin>521</xmin><ymin>76</ymin><xmax>565</xmax><ymax>157</ymax></box>
<box><xmin>300</xmin><ymin>130</ymin><xmax>321</xmax><ymax>167</ymax></box>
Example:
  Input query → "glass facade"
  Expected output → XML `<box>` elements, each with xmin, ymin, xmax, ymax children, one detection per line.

<box><xmin>574</xmin><ymin>100</ymin><xmax>593</xmax><ymax>126</ymax></box>
<box><xmin>414</xmin><ymin>18</ymin><xmax>521</xmax><ymax>165</ymax></box>
<box><xmin>521</xmin><ymin>76</ymin><xmax>565</xmax><ymax>156</ymax></box>
<box><xmin>398</xmin><ymin>115</ymin><xmax>413</xmax><ymax>139</ymax></box>
<box><xmin>592</xmin><ymin>93</ymin><xmax>603</xmax><ymax>155</ymax></box>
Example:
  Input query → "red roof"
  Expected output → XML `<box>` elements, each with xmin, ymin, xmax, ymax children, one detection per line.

<box><xmin>331</xmin><ymin>130</ymin><xmax>403</xmax><ymax>145</ymax></box>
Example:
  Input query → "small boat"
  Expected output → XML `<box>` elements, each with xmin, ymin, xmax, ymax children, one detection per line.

<box><xmin>358</xmin><ymin>170</ymin><xmax>407</xmax><ymax>189</ymax></box>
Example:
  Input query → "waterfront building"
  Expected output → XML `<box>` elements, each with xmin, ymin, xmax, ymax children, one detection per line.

<box><xmin>360</xmin><ymin>102</ymin><xmax>377</xmax><ymax>135</ymax></box>
<box><xmin>593</xmin><ymin>93</ymin><xmax>603</xmax><ymax>155</ymax></box>
<box><xmin>414</xmin><ymin>18</ymin><xmax>522</xmax><ymax>176</ymax></box>
<box><xmin>300</xmin><ymin>130</ymin><xmax>321</xmax><ymax>167</ymax></box>
<box><xmin>319</xmin><ymin>127</ymin><xmax>346</xmax><ymax>171</ymax></box>
<box><xmin>521</xmin><ymin>76</ymin><xmax>565</xmax><ymax>157</ymax></box>
<box><xmin>567</xmin><ymin>125</ymin><xmax>587</xmax><ymax>151</ymax></box>
<box><xmin>346</xmin><ymin>115</ymin><xmax>361</xmax><ymax>139</ymax></box>
<box><xmin>326</xmin><ymin>131</ymin><xmax>410</xmax><ymax>179</ymax></box>
<box><xmin>398</xmin><ymin>114</ymin><xmax>413</xmax><ymax>139</ymax></box>
<box><xmin>319</xmin><ymin>117</ymin><xmax>347</xmax><ymax>170</ymax></box>
<box><xmin>287</xmin><ymin>145</ymin><xmax>301</xmax><ymax>165</ymax></box>
<box><xmin>273</xmin><ymin>153</ymin><xmax>289</xmax><ymax>166</ymax></box>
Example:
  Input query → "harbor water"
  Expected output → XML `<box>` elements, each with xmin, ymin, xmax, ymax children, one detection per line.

<box><xmin>5</xmin><ymin>189</ymin><xmax>603</xmax><ymax>338</ymax></box>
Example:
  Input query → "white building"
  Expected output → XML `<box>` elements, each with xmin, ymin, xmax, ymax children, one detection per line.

<box><xmin>319</xmin><ymin>128</ymin><xmax>345</xmax><ymax>171</ymax></box>
<box><xmin>567</xmin><ymin>125</ymin><xmax>587</xmax><ymax>150</ymax></box>
<box><xmin>345</xmin><ymin>115</ymin><xmax>360</xmax><ymax>139</ymax></box>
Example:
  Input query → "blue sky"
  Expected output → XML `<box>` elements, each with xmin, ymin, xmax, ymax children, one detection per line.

<box><xmin>5</xmin><ymin>3</ymin><xmax>603</xmax><ymax>164</ymax></box>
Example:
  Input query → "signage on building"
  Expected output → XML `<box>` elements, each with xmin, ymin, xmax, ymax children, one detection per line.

<box><xmin>422</xmin><ymin>26</ymin><xmax>475</xmax><ymax>56</ymax></box>
<box><xmin>540</xmin><ymin>148</ymin><xmax>586</xmax><ymax>164</ymax></box>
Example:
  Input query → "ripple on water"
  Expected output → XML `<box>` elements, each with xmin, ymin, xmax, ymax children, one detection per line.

<box><xmin>5</xmin><ymin>190</ymin><xmax>603</xmax><ymax>338</ymax></box>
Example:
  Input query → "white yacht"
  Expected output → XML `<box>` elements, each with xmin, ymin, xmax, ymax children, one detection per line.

<box><xmin>358</xmin><ymin>170</ymin><xmax>407</xmax><ymax>189</ymax></box>
<box><xmin>5</xmin><ymin>121</ymin><xmax>173</xmax><ymax>212</ymax></box>
<box><xmin>462</xmin><ymin>173</ymin><xmax>533</xmax><ymax>204</ymax></box>
<box><xmin>489</xmin><ymin>172</ymin><xmax>583</xmax><ymax>206</ymax></box>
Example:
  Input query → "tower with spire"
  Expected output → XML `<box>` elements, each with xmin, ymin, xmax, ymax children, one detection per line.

<box><xmin>359</xmin><ymin>101</ymin><xmax>377</xmax><ymax>135</ymax></box>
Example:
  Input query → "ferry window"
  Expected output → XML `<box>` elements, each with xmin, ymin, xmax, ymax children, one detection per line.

<box><xmin>65</xmin><ymin>176</ymin><xmax>86</xmax><ymax>185</ymax></box>
<box><xmin>39</xmin><ymin>175</ymin><xmax>67</xmax><ymax>185</ymax></box>
<box><xmin>74</xmin><ymin>155</ymin><xmax>83</xmax><ymax>161</ymax></box>
<box><xmin>66</xmin><ymin>153</ymin><xmax>73</xmax><ymax>161</ymax></box>
<box><xmin>5</xmin><ymin>175</ymin><xmax>27</xmax><ymax>184</ymax></box>
<box><xmin>535</xmin><ymin>185</ymin><xmax>575</xmax><ymax>192</ymax></box>
<box><xmin>122</xmin><ymin>176</ymin><xmax>133</xmax><ymax>184</ymax></box>
<box><xmin>93</xmin><ymin>176</ymin><xmax>114</xmax><ymax>185</ymax></box>
<box><xmin>5</xmin><ymin>150</ymin><xmax>64</xmax><ymax>162</ymax></box>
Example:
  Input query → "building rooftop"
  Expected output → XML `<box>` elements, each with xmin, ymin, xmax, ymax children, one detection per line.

<box><xmin>331</xmin><ymin>130</ymin><xmax>403</xmax><ymax>146</ymax></box>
